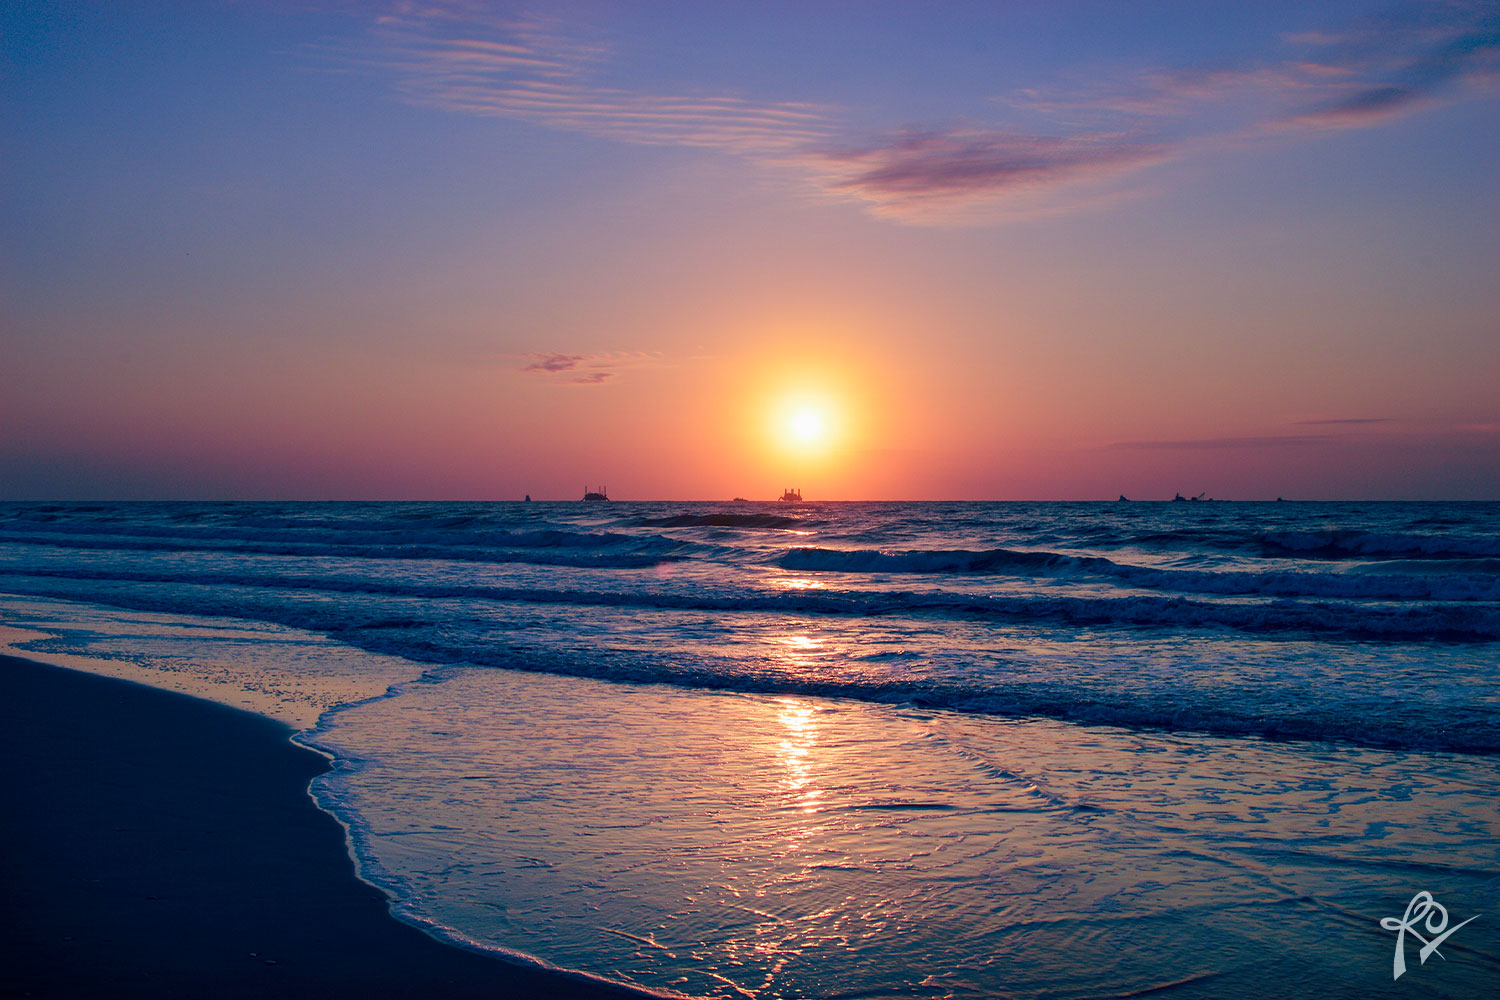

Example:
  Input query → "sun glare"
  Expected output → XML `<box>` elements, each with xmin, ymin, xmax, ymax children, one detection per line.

<box><xmin>789</xmin><ymin>408</ymin><xmax>826</xmax><ymax>445</ymax></box>
<box><xmin>746</xmin><ymin>354</ymin><xmax>877</xmax><ymax>473</ymax></box>
<box><xmin>775</xmin><ymin>397</ymin><xmax>838</xmax><ymax>455</ymax></box>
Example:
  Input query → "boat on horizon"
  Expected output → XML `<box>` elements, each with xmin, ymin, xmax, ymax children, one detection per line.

<box><xmin>779</xmin><ymin>488</ymin><xmax>802</xmax><ymax>502</ymax></box>
<box><xmin>582</xmin><ymin>486</ymin><xmax>610</xmax><ymax>502</ymax></box>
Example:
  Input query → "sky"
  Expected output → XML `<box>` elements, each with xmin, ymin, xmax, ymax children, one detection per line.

<box><xmin>2</xmin><ymin>0</ymin><xmax>1497</xmax><ymax>500</ymax></box>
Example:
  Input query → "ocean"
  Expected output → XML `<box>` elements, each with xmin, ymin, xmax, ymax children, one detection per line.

<box><xmin>2</xmin><ymin>500</ymin><xmax>1497</xmax><ymax>997</ymax></box>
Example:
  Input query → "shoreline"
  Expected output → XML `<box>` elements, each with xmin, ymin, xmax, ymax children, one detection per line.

<box><xmin>0</xmin><ymin>653</ymin><xmax>643</xmax><ymax>999</ymax></box>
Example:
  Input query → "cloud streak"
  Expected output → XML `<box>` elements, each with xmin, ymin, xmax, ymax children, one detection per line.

<box><xmin>519</xmin><ymin>351</ymin><xmax>656</xmax><ymax>385</ymax></box>
<box><xmin>1108</xmin><ymin>435</ymin><xmax>1331</xmax><ymax>451</ymax></box>
<box><xmin>1111</xmin><ymin>415</ymin><xmax>1414</xmax><ymax>450</ymax></box>
<box><xmin>1279</xmin><ymin>2</ymin><xmax>1500</xmax><ymax>128</ymax></box>
<box><xmin>802</xmin><ymin>128</ymin><xmax>1167</xmax><ymax>222</ymax></box>
<box><xmin>1014</xmin><ymin>3</ymin><xmax>1499</xmax><ymax>133</ymax></box>
<box><xmin>320</xmin><ymin>4</ymin><xmax>830</xmax><ymax>153</ymax></box>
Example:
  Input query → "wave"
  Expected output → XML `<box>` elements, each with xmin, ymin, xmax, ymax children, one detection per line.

<box><xmin>776</xmin><ymin>546</ymin><xmax>1500</xmax><ymax>601</ymax></box>
<box><xmin>0</xmin><ymin>522</ymin><xmax>647</xmax><ymax>549</ymax></box>
<box><xmin>4</xmin><ymin>565</ymin><xmax>1497</xmax><ymax>641</ymax></box>
<box><xmin>780</xmin><ymin>545</ymin><xmax>1089</xmax><ymax>575</ymax></box>
<box><xmin>4</xmin><ymin>500</ymin><xmax>1495</xmax><ymax>758</ymax></box>
<box><xmin>8</xmin><ymin>511</ymin><xmax>1497</xmax><ymax>604</ymax></box>
<box><xmin>10</xmin><ymin>524</ymin><xmax>1494</xmax><ymax>601</ymax></box>
<box><xmin>4</xmin><ymin>579</ymin><xmax>1494</xmax><ymax>755</ymax></box>
<box><xmin>637</xmin><ymin>513</ymin><xmax>802</xmax><ymax>529</ymax></box>
<box><xmin>342</xmin><ymin>647</ymin><xmax>1500</xmax><ymax>754</ymax></box>
<box><xmin>1260</xmin><ymin>529</ymin><xmax>1500</xmax><ymax>560</ymax></box>
<box><xmin>0</xmin><ymin>529</ymin><xmax>715</xmax><ymax>570</ymax></box>
<box><xmin>1029</xmin><ymin>523</ymin><xmax>1500</xmax><ymax>562</ymax></box>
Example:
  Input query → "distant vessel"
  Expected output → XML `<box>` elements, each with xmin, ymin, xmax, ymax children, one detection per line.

<box><xmin>582</xmin><ymin>486</ymin><xmax>609</xmax><ymax>502</ymax></box>
<box><xmin>1173</xmin><ymin>492</ymin><xmax>1208</xmax><ymax>502</ymax></box>
<box><xmin>779</xmin><ymin>488</ymin><xmax>802</xmax><ymax>502</ymax></box>
<box><xmin>1118</xmin><ymin>495</ymin><xmax>1130</xmax><ymax>502</ymax></box>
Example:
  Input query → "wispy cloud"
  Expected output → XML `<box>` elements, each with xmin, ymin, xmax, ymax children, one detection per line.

<box><xmin>1278</xmin><ymin>2</ymin><xmax>1500</xmax><ymax>128</ymax></box>
<box><xmin>801</xmin><ymin>128</ymin><xmax>1167</xmax><ymax>223</ymax></box>
<box><xmin>523</xmin><ymin>352</ymin><xmax>588</xmax><ymax>373</ymax></box>
<box><xmin>1108</xmin><ymin>435</ymin><xmax>1330</xmax><ymax>450</ymax></box>
<box><xmin>317</xmin><ymin>3</ymin><xmax>830</xmax><ymax>153</ymax></box>
<box><xmin>1014</xmin><ymin>3</ymin><xmax>1499</xmax><ymax>134</ymax></box>
<box><xmin>1003</xmin><ymin>63</ymin><xmax>1334</xmax><ymax>121</ymax></box>
<box><xmin>984</xmin><ymin>2</ymin><xmax>1500</xmax><ymax>209</ymax></box>
<box><xmin>1111</xmin><ymin>415</ymin><xmax>1416</xmax><ymax>449</ymax></box>
<box><xmin>318</xmin><ymin>1</ymin><xmax>1499</xmax><ymax>226</ymax></box>
<box><xmin>518</xmin><ymin>351</ymin><xmax>655</xmax><ymax>385</ymax></box>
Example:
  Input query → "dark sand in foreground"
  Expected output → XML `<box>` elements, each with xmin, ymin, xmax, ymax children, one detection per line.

<box><xmin>0</xmin><ymin>654</ymin><xmax>641</xmax><ymax>999</ymax></box>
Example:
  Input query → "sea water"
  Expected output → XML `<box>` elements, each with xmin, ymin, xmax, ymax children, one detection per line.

<box><xmin>1</xmin><ymin>501</ymin><xmax>1496</xmax><ymax>997</ymax></box>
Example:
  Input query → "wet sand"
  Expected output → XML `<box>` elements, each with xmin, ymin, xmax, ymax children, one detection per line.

<box><xmin>0</xmin><ymin>654</ymin><xmax>640</xmax><ymax>999</ymax></box>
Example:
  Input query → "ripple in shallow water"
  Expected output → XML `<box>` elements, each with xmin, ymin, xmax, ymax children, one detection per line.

<box><xmin>311</xmin><ymin>666</ymin><xmax>1500</xmax><ymax>999</ymax></box>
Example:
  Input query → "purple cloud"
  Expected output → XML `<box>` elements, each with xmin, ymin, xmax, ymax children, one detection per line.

<box><xmin>524</xmin><ymin>353</ymin><xmax>587</xmax><ymax>374</ymax></box>
<box><xmin>821</xmin><ymin>129</ymin><xmax>1162</xmax><ymax>196</ymax></box>
<box><xmin>1275</xmin><ymin>2</ymin><xmax>1500</xmax><ymax>128</ymax></box>
<box><xmin>519</xmin><ymin>351</ymin><xmax>656</xmax><ymax>386</ymax></box>
<box><xmin>803</xmin><ymin>128</ymin><xmax>1166</xmax><ymax>221</ymax></box>
<box><xmin>1004</xmin><ymin>4</ymin><xmax>1500</xmax><ymax>172</ymax></box>
<box><xmin>564</xmin><ymin>371</ymin><xmax>614</xmax><ymax>385</ymax></box>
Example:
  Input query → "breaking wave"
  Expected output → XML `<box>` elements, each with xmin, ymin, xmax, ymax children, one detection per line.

<box><xmin>637</xmin><ymin>512</ymin><xmax>802</xmax><ymax>529</ymax></box>
<box><xmin>4</xmin><ymin>564</ymin><xmax>1497</xmax><ymax>642</ymax></box>
<box><xmin>777</xmin><ymin>546</ymin><xmax>1500</xmax><ymax>601</ymax></box>
<box><xmin>3</xmin><ymin>499</ymin><xmax>1496</xmax><ymax>755</ymax></box>
<box><xmin>1259</xmin><ymin>529</ymin><xmax>1500</xmax><ymax>560</ymax></box>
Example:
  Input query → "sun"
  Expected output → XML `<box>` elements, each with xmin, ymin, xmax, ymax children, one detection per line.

<box><xmin>749</xmin><ymin>364</ymin><xmax>863</xmax><ymax>466</ymax></box>
<box><xmin>774</xmin><ymin>396</ymin><xmax>838</xmax><ymax>455</ymax></box>
<box><xmin>788</xmin><ymin>408</ymin><xmax>827</xmax><ymax>446</ymax></box>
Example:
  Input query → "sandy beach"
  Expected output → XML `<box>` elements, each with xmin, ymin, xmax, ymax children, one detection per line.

<box><xmin>0</xmin><ymin>654</ymin><xmax>639</xmax><ymax>999</ymax></box>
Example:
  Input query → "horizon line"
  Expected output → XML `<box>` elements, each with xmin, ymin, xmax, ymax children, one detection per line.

<box><xmin>2</xmin><ymin>497</ymin><xmax>1496</xmax><ymax>504</ymax></box>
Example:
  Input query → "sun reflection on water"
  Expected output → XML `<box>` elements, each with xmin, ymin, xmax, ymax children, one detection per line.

<box><xmin>775</xmin><ymin>698</ymin><xmax>822</xmax><ymax>812</ymax></box>
<box><xmin>772</xmin><ymin>633</ymin><xmax>835</xmax><ymax>681</ymax></box>
<box><xmin>315</xmin><ymin>663</ymin><xmax>1500</xmax><ymax>1000</ymax></box>
<box><xmin>769</xmin><ymin>575</ymin><xmax>825</xmax><ymax>590</ymax></box>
